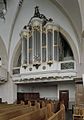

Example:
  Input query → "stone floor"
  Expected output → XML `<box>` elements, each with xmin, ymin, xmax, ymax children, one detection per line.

<box><xmin>66</xmin><ymin>110</ymin><xmax>73</xmax><ymax>120</ymax></box>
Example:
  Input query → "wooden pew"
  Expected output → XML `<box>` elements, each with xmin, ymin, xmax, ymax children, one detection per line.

<box><xmin>0</xmin><ymin>100</ymin><xmax>65</xmax><ymax>120</ymax></box>
<box><xmin>0</xmin><ymin>103</ymin><xmax>27</xmax><ymax>110</ymax></box>
<box><xmin>0</xmin><ymin>104</ymin><xmax>17</xmax><ymax>109</ymax></box>
<box><xmin>10</xmin><ymin>107</ymin><xmax>47</xmax><ymax>120</ymax></box>
<box><xmin>0</xmin><ymin>104</ymin><xmax>29</xmax><ymax>113</ymax></box>
<box><xmin>0</xmin><ymin>106</ymin><xmax>36</xmax><ymax>120</ymax></box>
<box><xmin>73</xmin><ymin>105</ymin><xmax>84</xmax><ymax>120</ymax></box>
<box><xmin>47</xmin><ymin>103</ymin><xmax>54</xmax><ymax>118</ymax></box>
<box><xmin>48</xmin><ymin>106</ymin><xmax>65</xmax><ymax>120</ymax></box>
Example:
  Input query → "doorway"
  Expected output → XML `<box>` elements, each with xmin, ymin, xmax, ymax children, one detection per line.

<box><xmin>59</xmin><ymin>90</ymin><xmax>69</xmax><ymax>110</ymax></box>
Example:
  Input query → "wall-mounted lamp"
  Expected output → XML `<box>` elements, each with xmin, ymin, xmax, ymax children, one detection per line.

<box><xmin>82</xmin><ymin>74</ymin><xmax>84</xmax><ymax>86</ymax></box>
<box><xmin>0</xmin><ymin>57</ymin><xmax>2</xmax><ymax>66</ymax></box>
<box><xmin>0</xmin><ymin>0</ymin><xmax>7</xmax><ymax>20</ymax></box>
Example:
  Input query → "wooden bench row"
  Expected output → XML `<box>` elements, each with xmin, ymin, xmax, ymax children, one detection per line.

<box><xmin>0</xmin><ymin>100</ymin><xmax>58</xmax><ymax>113</ymax></box>
<box><xmin>73</xmin><ymin>105</ymin><xmax>84</xmax><ymax>120</ymax></box>
<box><xmin>0</xmin><ymin>106</ymin><xmax>36</xmax><ymax>120</ymax></box>
<box><xmin>48</xmin><ymin>107</ymin><xmax>65</xmax><ymax>120</ymax></box>
<box><xmin>0</xmin><ymin>102</ymin><xmax>53</xmax><ymax>119</ymax></box>
<box><xmin>0</xmin><ymin>100</ymin><xmax>65</xmax><ymax>120</ymax></box>
<box><xmin>10</xmin><ymin>104</ymin><xmax>65</xmax><ymax>120</ymax></box>
<box><xmin>0</xmin><ymin>104</ymin><xmax>29</xmax><ymax>113</ymax></box>
<box><xmin>10</xmin><ymin>107</ymin><xmax>47</xmax><ymax>120</ymax></box>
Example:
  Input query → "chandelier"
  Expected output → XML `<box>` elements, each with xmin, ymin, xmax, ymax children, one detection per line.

<box><xmin>0</xmin><ymin>0</ymin><xmax>7</xmax><ymax>20</ymax></box>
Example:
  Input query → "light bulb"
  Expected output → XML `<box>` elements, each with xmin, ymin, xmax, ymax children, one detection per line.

<box><xmin>2</xmin><ymin>9</ymin><xmax>7</xmax><ymax>15</ymax></box>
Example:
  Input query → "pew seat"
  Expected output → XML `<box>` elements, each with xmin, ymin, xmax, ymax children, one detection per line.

<box><xmin>10</xmin><ymin>107</ymin><xmax>47</xmax><ymax>120</ymax></box>
<box><xmin>0</xmin><ymin>106</ymin><xmax>36</xmax><ymax>120</ymax></box>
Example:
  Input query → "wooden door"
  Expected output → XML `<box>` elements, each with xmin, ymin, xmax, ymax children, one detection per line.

<box><xmin>59</xmin><ymin>90</ymin><xmax>69</xmax><ymax>110</ymax></box>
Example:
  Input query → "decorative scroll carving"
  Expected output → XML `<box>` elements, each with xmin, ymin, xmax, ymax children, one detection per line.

<box><xmin>33</xmin><ymin>63</ymin><xmax>40</xmax><ymax>69</ymax></box>
<box><xmin>23</xmin><ymin>6</ymin><xmax>53</xmax><ymax>30</ymax></box>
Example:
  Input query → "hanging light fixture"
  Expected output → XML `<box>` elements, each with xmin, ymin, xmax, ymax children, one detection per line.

<box><xmin>0</xmin><ymin>0</ymin><xmax>7</xmax><ymax>20</ymax></box>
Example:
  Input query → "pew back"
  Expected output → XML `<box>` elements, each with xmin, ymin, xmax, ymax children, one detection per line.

<box><xmin>0</xmin><ymin>106</ymin><xmax>36</xmax><ymax>120</ymax></box>
<box><xmin>0</xmin><ymin>105</ymin><xmax>29</xmax><ymax>113</ymax></box>
<box><xmin>48</xmin><ymin>107</ymin><xmax>65</xmax><ymax>120</ymax></box>
<box><xmin>10</xmin><ymin>107</ymin><xmax>47</xmax><ymax>120</ymax></box>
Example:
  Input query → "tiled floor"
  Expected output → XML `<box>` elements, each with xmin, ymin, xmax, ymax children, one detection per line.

<box><xmin>66</xmin><ymin>110</ymin><xmax>73</xmax><ymax>120</ymax></box>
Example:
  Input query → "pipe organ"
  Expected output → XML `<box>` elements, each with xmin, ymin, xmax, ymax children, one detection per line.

<box><xmin>12</xmin><ymin>6</ymin><xmax>75</xmax><ymax>83</ymax></box>
<box><xmin>20</xmin><ymin>6</ymin><xmax>73</xmax><ymax>69</ymax></box>
<box><xmin>21</xmin><ymin>23</ymin><xmax>62</xmax><ymax>66</ymax></box>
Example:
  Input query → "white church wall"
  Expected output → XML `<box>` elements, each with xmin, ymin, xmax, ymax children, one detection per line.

<box><xmin>0</xmin><ymin>37</ymin><xmax>8</xmax><ymax>69</ymax></box>
<box><xmin>17</xmin><ymin>84</ymin><xmax>57</xmax><ymax>100</ymax></box>
<box><xmin>57</xmin><ymin>82</ymin><xmax>75</xmax><ymax>109</ymax></box>
<box><xmin>0</xmin><ymin>0</ymin><xmax>20</xmax><ymax>51</ymax></box>
<box><xmin>0</xmin><ymin>78</ymin><xmax>17</xmax><ymax>104</ymax></box>
<box><xmin>78</xmin><ymin>39</ymin><xmax>84</xmax><ymax>76</ymax></box>
<box><xmin>17</xmin><ymin>81</ymin><xmax>75</xmax><ymax>109</ymax></box>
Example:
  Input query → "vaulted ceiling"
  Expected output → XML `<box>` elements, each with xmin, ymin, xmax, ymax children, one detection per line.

<box><xmin>0</xmin><ymin>0</ymin><xmax>82</xmax><ymax>39</ymax></box>
<box><xmin>0</xmin><ymin>0</ymin><xmax>83</xmax><ymax>55</ymax></box>
<box><xmin>50</xmin><ymin>0</ymin><xmax>82</xmax><ymax>40</ymax></box>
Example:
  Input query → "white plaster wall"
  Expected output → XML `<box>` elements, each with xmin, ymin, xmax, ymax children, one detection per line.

<box><xmin>57</xmin><ymin>82</ymin><xmax>75</xmax><ymax>109</ymax></box>
<box><xmin>78</xmin><ymin>0</ymin><xmax>84</xmax><ymax>32</ymax></box>
<box><xmin>17</xmin><ymin>82</ymin><xmax>75</xmax><ymax>109</ymax></box>
<box><xmin>0</xmin><ymin>36</ymin><xmax>8</xmax><ymax>69</ymax></box>
<box><xmin>0</xmin><ymin>78</ymin><xmax>17</xmax><ymax>103</ymax></box>
<box><xmin>57</xmin><ymin>82</ymin><xmax>75</xmax><ymax>101</ymax></box>
<box><xmin>0</xmin><ymin>0</ymin><xmax>20</xmax><ymax>52</ymax></box>
<box><xmin>78</xmin><ymin>39</ymin><xmax>84</xmax><ymax>76</ymax></box>
<box><xmin>17</xmin><ymin>84</ymin><xmax>57</xmax><ymax>100</ymax></box>
<box><xmin>9</xmin><ymin>0</ymin><xmax>80</xmax><ymax>71</ymax></box>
